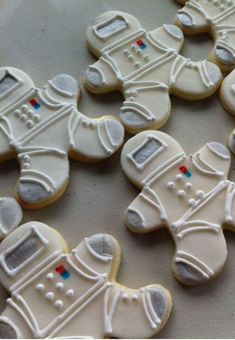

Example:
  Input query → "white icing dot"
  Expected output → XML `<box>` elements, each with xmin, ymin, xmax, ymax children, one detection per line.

<box><xmin>21</xmin><ymin>104</ymin><xmax>28</xmax><ymax>113</ymax></box>
<box><xmin>27</xmin><ymin>110</ymin><xmax>34</xmax><ymax>118</ymax></box>
<box><xmin>26</xmin><ymin>120</ymin><xmax>34</xmax><ymax>129</ymax></box>
<box><xmin>22</xmin><ymin>154</ymin><xmax>30</xmax><ymax>162</ymax></box>
<box><xmin>36</xmin><ymin>283</ymin><xmax>45</xmax><ymax>292</ymax></box>
<box><xmin>176</xmin><ymin>174</ymin><xmax>183</xmax><ymax>181</ymax></box>
<box><xmin>196</xmin><ymin>190</ymin><xmax>205</xmax><ymax>199</ymax></box>
<box><xmin>135</xmin><ymin>62</ymin><xmax>141</xmax><ymax>68</ymax></box>
<box><xmin>66</xmin><ymin>289</ymin><xmax>75</xmax><ymax>298</ymax></box>
<box><xmin>14</xmin><ymin>109</ymin><xmax>21</xmax><ymax>117</ymax></box>
<box><xmin>56</xmin><ymin>282</ymin><xmax>64</xmax><ymax>290</ymax></box>
<box><xmin>46</xmin><ymin>273</ymin><xmax>54</xmax><ymax>281</ymax></box>
<box><xmin>132</xmin><ymin>294</ymin><xmax>139</xmax><ymax>302</ymax></box>
<box><xmin>33</xmin><ymin>114</ymin><xmax>41</xmax><ymax>123</ymax></box>
<box><xmin>121</xmin><ymin>293</ymin><xmax>129</xmax><ymax>302</ymax></box>
<box><xmin>128</xmin><ymin>55</ymin><xmax>134</xmax><ymax>61</ymax></box>
<box><xmin>23</xmin><ymin>162</ymin><xmax>30</xmax><ymax>169</ymax></box>
<box><xmin>144</xmin><ymin>55</ymin><xmax>149</xmax><ymax>61</ymax></box>
<box><xmin>131</xmin><ymin>44</ymin><xmax>137</xmax><ymax>51</ymax></box>
<box><xmin>54</xmin><ymin>300</ymin><xmax>64</xmax><ymax>309</ymax></box>
<box><xmin>136</xmin><ymin>49</ymin><xmax>142</xmax><ymax>55</ymax></box>
<box><xmin>45</xmin><ymin>292</ymin><xmax>55</xmax><ymax>301</ymax></box>
<box><xmin>185</xmin><ymin>182</ymin><xmax>193</xmax><ymax>190</ymax></box>
<box><xmin>123</xmin><ymin>49</ymin><xmax>129</xmax><ymax>55</ymax></box>
<box><xmin>20</xmin><ymin>114</ymin><xmax>27</xmax><ymax>122</ymax></box>
<box><xmin>177</xmin><ymin>190</ymin><xmax>186</xmax><ymax>198</ymax></box>
<box><xmin>188</xmin><ymin>198</ymin><xmax>196</xmax><ymax>207</ymax></box>
<box><xmin>167</xmin><ymin>181</ymin><xmax>175</xmax><ymax>189</ymax></box>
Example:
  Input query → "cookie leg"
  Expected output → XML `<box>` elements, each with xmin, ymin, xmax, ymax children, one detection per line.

<box><xmin>173</xmin><ymin>228</ymin><xmax>228</xmax><ymax>285</ymax></box>
<box><xmin>69</xmin><ymin>113</ymin><xmax>124</xmax><ymax>161</ymax></box>
<box><xmin>214</xmin><ymin>31</ymin><xmax>235</xmax><ymax>69</ymax></box>
<box><xmin>104</xmin><ymin>283</ymin><xmax>172</xmax><ymax>338</ymax></box>
<box><xmin>170</xmin><ymin>56</ymin><xmax>222</xmax><ymax>100</ymax></box>
<box><xmin>17</xmin><ymin>148</ymin><xmax>69</xmax><ymax>208</ymax></box>
<box><xmin>175</xmin><ymin>2</ymin><xmax>209</xmax><ymax>33</ymax></box>
<box><xmin>125</xmin><ymin>187</ymin><xmax>168</xmax><ymax>233</ymax></box>
<box><xmin>120</xmin><ymin>81</ymin><xmax>171</xmax><ymax>134</ymax></box>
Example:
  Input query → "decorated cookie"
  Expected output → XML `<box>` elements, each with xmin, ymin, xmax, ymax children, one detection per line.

<box><xmin>84</xmin><ymin>10</ymin><xmax>222</xmax><ymax>134</ymax></box>
<box><xmin>0</xmin><ymin>67</ymin><xmax>124</xmax><ymax>209</ymax></box>
<box><xmin>0</xmin><ymin>197</ymin><xmax>22</xmax><ymax>239</ymax></box>
<box><xmin>121</xmin><ymin>130</ymin><xmax>235</xmax><ymax>285</ymax></box>
<box><xmin>174</xmin><ymin>0</ymin><xmax>235</xmax><ymax>72</ymax></box>
<box><xmin>0</xmin><ymin>222</ymin><xmax>172</xmax><ymax>338</ymax></box>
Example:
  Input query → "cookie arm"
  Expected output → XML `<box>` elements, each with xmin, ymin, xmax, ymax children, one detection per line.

<box><xmin>84</xmin><ymin>58</ymin><xmax>121</xmax><ymax>94</ymax></box>
<box><xmin>125</xmin><ymin>187</ymin><xmax>168</xmax><ymax>233</ymax></box>
<box><xmin>169</xmin><ymin>56</ymin><xmax>222</xmax><ymax>100</ymax></box>
<box><xmin>68</xmin><ymin>110</ymin><xmax>124</xmax><ymax>161</ymax></box>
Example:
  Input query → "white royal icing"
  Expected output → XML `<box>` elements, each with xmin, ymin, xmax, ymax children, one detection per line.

<box><xmin>121</xmin><ymin>130</ymin><xmax>233</xmax><ymax>285</ymax></box>
<box><xmin>0</xmin><ymin>222</ymin><xmax>172</xmax><ymax>339</ymax></box>
<box><xmin>85</xmin><ymin>11</ymin><xmax>222</xmax><ymax>132</ymax></box>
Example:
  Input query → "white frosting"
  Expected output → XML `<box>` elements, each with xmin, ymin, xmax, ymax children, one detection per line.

<box><xmin>85</xmin><ymin>11</ymin><xmax>222</xmax><ymax>133</ymax></box>
<box><xmin>175</xmin><ymin>0</ymin><xmax>235</xmax><ymax>70</ymax></box>
<box><xmin>121</xmin><ymin>130</ymin><xmax>233</xmax><ymax>285</ymax></box>
<box><xmin>0</xmin><ymin>222</ymin><xmax>172</xmax><ymax>338</ymax></box>
<box><xmin>0</xmin><ymin>67</ymin><xmax>124</xmax><ymax>208</ymax></box>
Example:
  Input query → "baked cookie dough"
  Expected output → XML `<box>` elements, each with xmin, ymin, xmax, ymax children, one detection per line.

<box><xmin>0</xmin><ymin>222</ymin><xmax>173</xmax><ymax>338</ymax></box>
<box><xmin>121</xmin><ymin>130</ymin><xmax>235</xmax><ymax>285</ymax></box>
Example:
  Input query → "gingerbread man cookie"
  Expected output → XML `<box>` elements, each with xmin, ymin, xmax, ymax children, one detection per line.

<box><xmin>0</xmin><ymin>197</ymin><xmax>22</xmax><ymax>239</ymax></box>
<box><xmin>0</xmin><ymin>222</ymin><xmax>172</xmax><ymax>338</ymax></box>
<box><xmin>175</xmin><ymin>0</ymin><xmax>235</xmax><ymax>72</ymax></box>
<box><xmin>0</xmin><ymin>67</ymin><xmax>124</xmax><ymax>209</ymax></box>
<box><xmin>121</xmin><ymin>130</ymin><xmax>235</xmax><ymax>285</ymax></box>
<box><xmin>84</xmin><ymin>10</ymin><xmax>222</xmax><ymax>134</ymax></box>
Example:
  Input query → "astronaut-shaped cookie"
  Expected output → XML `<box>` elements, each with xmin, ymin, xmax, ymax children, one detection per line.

<box><xmin>84</xmin><ymin>10</ymin><xmax>222</xmax><ymax>134</ymax></box>
<box><xmin>121</xmin><ymin>131</ymin><xmax>235</xmax><ymax>285</ymax></box>
<box><xmin>0</xmin><ymin>67</ymin><xmax>124</xmax><ymax>209</ymax></box>
<box><xmin>0</xmin><ymin>222</ymin><xmax>172</xmax><ymax>339</ymax></box>
<box><xmin>0</xmin><ymin>197</ymin><xmax>22</xmax><ymax>239</ymax></box>
<box><xmin>175</xmin><ymin>0</ymin><xmax>235</xmax><ymax>72</ymax></box>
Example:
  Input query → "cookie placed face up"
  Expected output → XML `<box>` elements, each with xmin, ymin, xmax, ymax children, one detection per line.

<box><xmin>0</xmin><ymin>222</ymin><xmax>172</xmax><ymax>339</ymax></box>
<box><xmin>175</xmin><ymin>0</ymin><xmax>235</xmax><ymax>72</ymax></box>
<box><xmin>84</xmin><ymin>10</ymin><xmax>222</xmax><ymax>134</ymax></box>
<box><xmin>0</xmin><ymin>68</ymin><xmax>124</xmax><ymax>209</ymax></box>
<box><xmin>121</xmin><ymin>130</ymin><xmax>235</xmax><ymax>285</ymax></box>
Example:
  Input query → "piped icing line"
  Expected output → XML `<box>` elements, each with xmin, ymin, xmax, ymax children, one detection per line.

<box><xmin>97</xmin><ymin>120</ymin><xmax>113</xmax><ymax>155</ymax></box>
<box><xmin>190</xmin><ymin>153</ymin><xmax>224</xmax><ymax>177</ymax></box>
<box><xmin>175</xmin><ymin>250</ymin><xmax>214</xmax><ymax>279</ymax></box>
<box><xmin>120</xmin><ymin>101</ymin><xmax>156</xmax><ymax>122</ymax></box>
<box><xmin>144</xmin><ymin>153</ymin><xmax>186</xmax><ymax>185</ymax></box>
<box><xmin>145</xmin><ymin>289</ymin><xmax>161</xmax><ymax>325</ymax></box>
<box><xmin>175</xmin><ymin>220</ymin><xmax>221</xmax><ymax>239</ymax></box>
<box><xmin>140</xmin><ymin>186</ymin><xmax>168</xmax><ymax>222</ymax></box>
<box><xmin>20</xmin><ymin>170</ymin><xmax>57</xmax><ymax>190</ymax></box>
<box><xmin>207</xmin><ymin>143</ymin><xmax>230</xmax><ymax>160</ymax></box>
<box><xmin>71</xmin><ymin>249</ymin><xmax>102</xmax><ymax>278</ymax></box>
<box><xmin>103</xmin><ymin>284</ymin><xmax>121</xmax><ymax>335</ymax></box>
<box><xmin>147</xmin><ymin>31</ymin><xmax>176</xmax><ymax>53</ymax></box>
<box><xmin>140</xmin><ymin>288</ymin><xmax>158</xmax><ymax>329</ymax></box>
<box><xmin>103</xmin><ymin>119</ymin><xmax>118</xmax><ymax>148</ymax></box>
<box><xmin>171</xmin><ymin>181</ymin><xmax>228</xmax><ymax>232</ymax></box>
<box><xmin>225</xmin><ymin>182</ymin><xmax>235</xmax><ymax>223</ymax></box>
<box><xmin>170</xmin><ymin>55</ymin><xmax>189</xmax><ymax>86</ymax></box>
<box><xmin>84</xmin><ymin>238</ymin><xmax>113</xmax><ymax>262</ymax></box>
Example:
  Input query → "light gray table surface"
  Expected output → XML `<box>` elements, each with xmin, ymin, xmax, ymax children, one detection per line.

<box><xmin>0</xmin><ymin>0</ymin><xmax>235</xmax><ymax>338</ymax></box>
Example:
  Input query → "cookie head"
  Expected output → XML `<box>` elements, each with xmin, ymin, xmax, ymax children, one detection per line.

<box><xmin>121</xmin><ymin>130</ymin><xmax>185</xmax><ymax>188</ymax></box>
<box><xmin>0</xmin><ymin>67</ymin><xmax>34</xmax><ymax>111</ymax></box>
<box><xmin>44</xmin><ymin>74</ymin><xmax>80</xmax><ymax>105</ymax></box>
<box><xmin>87</xmin><ymin>11</ymin><xmax>143</xmax><ymax>56</ymax></box>
<box><xmin>0</xmin><ymin>222</ymin><xmax>67</xmax><ymax>291</ymax></box>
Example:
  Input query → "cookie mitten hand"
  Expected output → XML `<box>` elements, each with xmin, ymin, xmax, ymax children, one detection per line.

<box><xmin>121</xmin><ymin>130</ymin><xmax>234</xmax><ymax>285</ymax></box>
<box><xmin>175</xmin><ymin>0</ymin><xmax>235</xmax><ymax>72</ymax></box>
<box><xmin>0</xmin><ymin>68</ymin><xmax>124</xmax><ymax>209</ymax></box>
<box><xmin>0</xmin><ymin>223</ymin><xmax>172</xmax><ymax>339</ymax></box>
<box><xmin>84</xmin><ymin>10</ymin><xmax>222</xmax><ymax>134</ymax></box>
